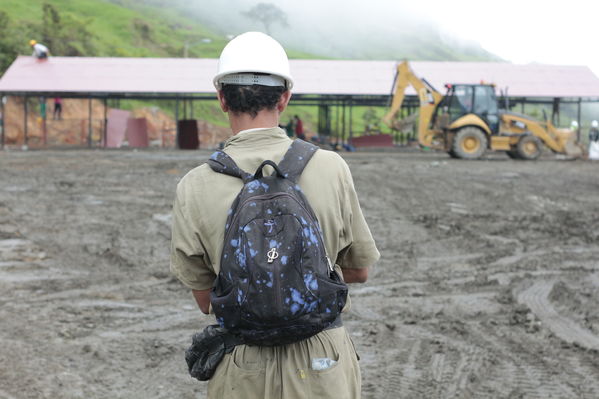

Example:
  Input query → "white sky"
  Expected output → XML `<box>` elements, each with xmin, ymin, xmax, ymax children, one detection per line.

<box><xmin>404</xmin><ymin>0</ymin><xmax>599</xmax><ymax>75</ymax></box>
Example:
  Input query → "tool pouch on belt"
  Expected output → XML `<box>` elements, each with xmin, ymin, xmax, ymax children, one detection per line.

<box><xmin>185</xmin><ymin>325</ymin><xmax>243</xmax><ymax>381</ymax></box>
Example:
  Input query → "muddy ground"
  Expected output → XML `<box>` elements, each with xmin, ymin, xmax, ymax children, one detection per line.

<box><xmin>0</xmin><ymin>148</ymin><xmax>598</xmax><ymax>399</ymax></box>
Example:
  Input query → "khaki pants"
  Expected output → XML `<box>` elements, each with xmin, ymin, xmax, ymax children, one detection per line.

<box><xmin>207</xmin><ymin>326</ymin><xmax>361</xmax><ymax>399</ymax></box>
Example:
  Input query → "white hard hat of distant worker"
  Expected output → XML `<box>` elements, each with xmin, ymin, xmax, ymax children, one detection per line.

<box><xmin>213</xmin><ymin>32</ymin><xmax>294</xmax><ymax>90</ymax></box>
<box><xmin>592</xmin><ymin>120</ymin><xmax>598</xmax><ymax>128</ymax></box>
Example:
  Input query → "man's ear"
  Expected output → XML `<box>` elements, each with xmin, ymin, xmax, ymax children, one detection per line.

<box><xmin>277</xmin><ymin>90</ymin><xmax>292</xmax><ymax>113</ymax></box>
<box><xmin>217</xmin><ymin>90</ymin><xmax>229</xmax><ymax>112</ymax></box>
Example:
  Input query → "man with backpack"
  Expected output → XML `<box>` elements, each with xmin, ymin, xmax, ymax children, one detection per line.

<box><xmin>170</xmin><ymin>32</ymin><xmax>379</xmax><ymax>399</ymax></box>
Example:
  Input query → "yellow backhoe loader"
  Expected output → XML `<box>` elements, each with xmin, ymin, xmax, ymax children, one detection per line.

<box><xmin>383</xmin><ymin>61</ymin><xmax>582</xmax><ymax>160</ymax></box>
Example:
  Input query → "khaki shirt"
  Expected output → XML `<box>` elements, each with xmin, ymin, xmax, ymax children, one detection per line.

<box><xmin>170</xmin><ymin>127</ymin><xmax>379</xmax><ymax>291</ymax></box>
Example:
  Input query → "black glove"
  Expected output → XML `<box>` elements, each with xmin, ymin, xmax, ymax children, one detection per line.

<box><xmin>185</xmin><ymin>325</ymin><xmax>242</xmax><ymax>381</ymax></box>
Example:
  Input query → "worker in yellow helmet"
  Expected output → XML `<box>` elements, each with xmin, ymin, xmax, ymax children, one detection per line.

<box><xmin>29</xmin><ymin>40</ymin><xmax>49</xmax><ymax>60</ymax></box>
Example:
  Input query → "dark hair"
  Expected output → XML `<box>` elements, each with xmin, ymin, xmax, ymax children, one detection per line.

<box><xmin>221</xmin><ymin>84</ymin><xmax>286</xmax><ymax>118</ymax></box>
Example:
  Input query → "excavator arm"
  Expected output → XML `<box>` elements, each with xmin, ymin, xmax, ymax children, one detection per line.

<box><xmin>383</xmin><ymin>61</ymin><xmax>444</xmax><ymax>146</ymax></box>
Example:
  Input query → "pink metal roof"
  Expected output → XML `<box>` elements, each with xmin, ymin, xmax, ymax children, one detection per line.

<box><xmin>0</xmin><ymin>56</ymin><xmax>217</xmax><ymax>94</ymax></box>
<box><xmin>409</xmin><ymin>61</ymin><xmax>599</xmax><ymax>98</ymax></box>
<box><xmin>1</xmin><ymin>56</ymin><xmax>599</xmax><ymax>98</ymax></box>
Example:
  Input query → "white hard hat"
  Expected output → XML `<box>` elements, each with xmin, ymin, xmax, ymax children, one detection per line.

<box><xmin>592</xmin><ymin>120</ymin><xmax>598</xmax><ymax>128</ymax></box>
<box><xmin>571</xmin><ymin>120</ymin><xmax>579</xmax><ymax>128</ymax></box>
<box><xmin>213</xmin><ymin>32</ymin><xmax>293</xmax><ymax>90</ymax></box>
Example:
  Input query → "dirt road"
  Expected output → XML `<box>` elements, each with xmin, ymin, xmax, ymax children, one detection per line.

<box><xmin>1</xmin><ymin>149</ymin><xmax>598</xmax><ymax>398</ymax></box>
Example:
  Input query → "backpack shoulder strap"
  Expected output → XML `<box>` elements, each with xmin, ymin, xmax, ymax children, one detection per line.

<box><xmin>278</xmin><ymin>139</ymin><xmax>319</xmax><ymax>183</ymax></box>
<box><xmin>207</xmin><ymin>151</ymin><xmax>253</xmax><ymax>183</ymax></box>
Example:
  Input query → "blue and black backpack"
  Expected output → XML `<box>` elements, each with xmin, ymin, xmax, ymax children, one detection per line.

<box><xmin>207</xmin><ymin>139</ymin><xmax>348</xmax><ymax>346</ymax></box>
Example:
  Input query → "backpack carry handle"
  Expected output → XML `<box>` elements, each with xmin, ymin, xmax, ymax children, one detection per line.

<box><xmin>254</xmin><ymin>160</ymin><xmax>285</xmax><ymax>179</ymax></box>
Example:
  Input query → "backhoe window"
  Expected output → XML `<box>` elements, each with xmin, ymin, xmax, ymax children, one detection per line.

<box><xmin>448</xmin><ymin>86</ymin><xmax>473</xmax><ymax>119</ymax></box>
<box><xmin>474</xmin><ymin>86</ymin><xmax>498</xmax><ymax>116</ymax></box>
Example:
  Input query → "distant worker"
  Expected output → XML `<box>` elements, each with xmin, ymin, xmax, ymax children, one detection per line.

<box><xmin>589</xmin><ymin>120</ymin><xmax>599</xmax><ymax>160</ymax></box>
<box><xmin>589</xmin><ymin>120</ymin><xmax>599</xmax><ymax>142</ymax></box>
<box><xmin>284</xmin><ymin>118</ymin><xmax>294</xmax><ymax>137</ymax></box>
<box><xmin>30</xmin><ymin>40</ymin><xmax>49</xmax><ymax>60</ymax></box>
<box><xmin>294</xmin><ymin>114</ymin><xmax>306</xmax><ymax>140</ymax></box>
<box><xmin>53</xmin><ymin>97</ymin><xmax>63</xmax><ymax>120</ymax></box>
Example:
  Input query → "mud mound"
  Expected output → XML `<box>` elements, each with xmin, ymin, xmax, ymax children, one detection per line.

<box><xmin>3</xmin><ymin>96</ymin><xmax>230</xmax><ymax>149</ymax></box>
<box><xmin>549</xmin><ymin>279</ymin><xmax>599</xmax><ymax>333</ymax></box>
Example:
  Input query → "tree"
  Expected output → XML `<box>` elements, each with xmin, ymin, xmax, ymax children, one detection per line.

<box><xmin>39</xmin><ymin>3</ymin><xmax>96</xmax><ymax>56</ymax></box>
<box><xmin>241</xmin><ymin>3</ymin><xmax>288</xmax><ymax>35</ymax></box>
<box><xmin>0</xmin><ymin>11</ymin><xmax>22</xmax><ymax>76</ymax></box>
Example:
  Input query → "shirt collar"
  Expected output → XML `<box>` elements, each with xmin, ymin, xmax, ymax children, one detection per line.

<box><xmin>224</xmin><ymin>126</ymin><xmax>289</xmax><ymax>149</ymax></box>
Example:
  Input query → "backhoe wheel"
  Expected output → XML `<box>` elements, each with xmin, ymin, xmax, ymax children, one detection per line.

<box><xmin>452</xmin><ymin>127</ymin><xmax>488</xmax><ymax>159</ymax></box>
<box><xmin>516</xmin><ymin>135</ymin><xmax>542</xmax><ymax>160</ymax></box>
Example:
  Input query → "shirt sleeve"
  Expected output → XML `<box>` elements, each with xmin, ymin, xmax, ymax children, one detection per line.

<box><xmin>170</xmin><ymin>181</ymin><xmax>216</xmax><ymax>290</ymax></box>
<box><xmin>336</xmin><ymin>161</ymin><xmax>380</xmax><ymax>270</ymax></box>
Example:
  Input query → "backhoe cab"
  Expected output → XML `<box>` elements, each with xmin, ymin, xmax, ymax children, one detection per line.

<box><xmin>383</xmin><ymin>61</ymin><xmax>582</xmax><ymax>160</ymax></box>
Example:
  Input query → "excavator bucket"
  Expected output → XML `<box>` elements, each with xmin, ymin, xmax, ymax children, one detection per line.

<box><xmin>547</xmin><ymin>124</ymin><xmax>584</xmax><ymax>158</ymax></box>
<box><xmin>563</xmin><ymin>139</ymin><xmax>584</xmax><ymax>157</ymax></box>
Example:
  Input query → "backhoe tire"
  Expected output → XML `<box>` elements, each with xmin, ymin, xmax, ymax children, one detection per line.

<box><xmin>516</xmin><ymin>135</ymin><xmax>542</xmax><ymax>160</ymax></box>
<box><xmin>452</xmin><ymin>127</ymin><xmax>488</xmax><ymax>159</ymax></box>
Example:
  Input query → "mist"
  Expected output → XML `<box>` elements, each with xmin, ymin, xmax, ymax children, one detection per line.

<box><xmin>178</xmin><ymin>0</ymin><xmax>498</xmax><ymax>61</ymax></box>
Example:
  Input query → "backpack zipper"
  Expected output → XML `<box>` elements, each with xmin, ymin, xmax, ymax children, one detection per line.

<box><xmin>224</xmin><ymin>192</ymin><xmax>319</xmax><ymax>244</ymax></box>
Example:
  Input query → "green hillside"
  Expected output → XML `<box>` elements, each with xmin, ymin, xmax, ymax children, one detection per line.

<box><xmin>0</xmin><ymin>0</ymin><xmax>315</xmax><ymax>75</ymax></box>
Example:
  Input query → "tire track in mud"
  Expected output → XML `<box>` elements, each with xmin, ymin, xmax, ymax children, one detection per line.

<box><xmin>357</xmin><ymin>287</ymin><xmax>502</xmax><ymax>398</ymax></box>
<box><xmin>381</xmin><ymin>339</ymin><xmax>423</xmax><ymax>398</ymax></box>
<box><xmin>378</xmin><ymin>328</ymin><xmax>489</xmax><ymax>399</ymax></box>
<box><xmin>518</xmin><ymin>280</ymin><xmax>599</xmax><ymax>351</ymax></box>
<box><xmin>0</xmin><ymin>278</ymin><xmax>171</xmax><ymax>304</ymax></box>
<box><xmin>0</xmin><ymin>388</ymin><xmax>18</xmax><ymax>399</ymax></box>
<box><xmin>468</xmin><ymin>323</ymin><xmax>591</xmax><ymax>399</ymax></box>
<box><xmin>440</xmin><ymin>346</ymin><xmax>486</xmax><ymax>399</ymax></box>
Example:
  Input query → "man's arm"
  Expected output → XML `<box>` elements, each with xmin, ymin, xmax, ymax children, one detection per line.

<box><xmin>192</xmin><ymin>289</ymin><xmax>211</xmax><ymax>314</ymax></box>
<box><xmin>342</xmin><ymin>267</ymin><xmax>368</xmax><ymax>283</ymax></box>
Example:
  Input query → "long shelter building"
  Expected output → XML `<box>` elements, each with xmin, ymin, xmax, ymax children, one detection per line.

<box><xmin>1</xmin><ymin>56</ymin><xmax>599</xmax><ymax>148</ymax></box>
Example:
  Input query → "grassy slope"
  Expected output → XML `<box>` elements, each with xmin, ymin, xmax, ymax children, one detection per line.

<box><xmin>1</xmin><ymin>0</ymin><xmax>226</xmax><ymax>57</ymax></box>
<box><xmin>1</xmin><ymin>0</ymin><xmax>318</xmax><ymax>59</ymax></box>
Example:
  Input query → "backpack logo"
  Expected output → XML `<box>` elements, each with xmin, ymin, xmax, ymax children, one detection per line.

<box><xmin>267</xmin><ymin>248</ymin><xmax>279</xmax><ymax>263</ymax></box>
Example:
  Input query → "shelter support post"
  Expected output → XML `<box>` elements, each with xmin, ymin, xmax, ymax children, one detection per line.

<box><xmin>335</xmin><ymin>102</ymin><xmax>340</xmax><ymax>145</ymax></box>
<box><xmin>175</xmin><ymin>99</ymin><xmax>180</xmax><ymax>149</ymax></box>
<box><xmin>317</xmin><ymin>105</ymin><xmax>330</xmax><ymax>137</ymax></box>
<box><xmin>552</xmin><ymin>98</ymin><xmax>560</xmax><ymax>126</ymax></box>
<box><xmin>349</xmin><ymin>99</ymin><xmax>353</xmax><ymax>142</ymax></box>
<box><xmin>103</xmin><ymin>98</ymin><xmax>108</xmax><ymax>147</ymax></box>
<box><xmin>88</xmin><ymin>98</ymin><xmax>93</xmax><ymax>147</ymax></box>
<box><xmin>576</xmin><ymin>97</ymin><xmax>582</xmax><ymax>143</ymax></box>
<box><xmin>341</xmin><ymin>99</ymin><xmax>346</xmax><ymax>144</ymax></box>
<box><xmin>40</xmin><ymin>97</ymin><xmax>47</xmax><ymax>147</ymax></box>
<box><xmin>24</xmin><ymin>96</ymin><xmax>28</xmax><ymax>148</ymax></box>
<box><xmin>0</xmin><ymin>95</ymin><xmax>4</xmax><ymax>150</ymax></box>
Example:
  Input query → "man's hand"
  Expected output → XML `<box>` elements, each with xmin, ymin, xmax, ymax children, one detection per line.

<box><xmin>342</xmin><ymin>267</ymin><xmax>368</xmax><ymax>283</ymax></box>
<box><xmin>192</xmin><ymin>289</ymin><xmax>211</xmax><ymax>314</ymax></box>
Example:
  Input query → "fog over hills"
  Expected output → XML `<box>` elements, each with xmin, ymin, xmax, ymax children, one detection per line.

<box><xmin>116</xmin><ymin>0</ymin><xmax>501</xmax><ymax>61</ymax></box>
